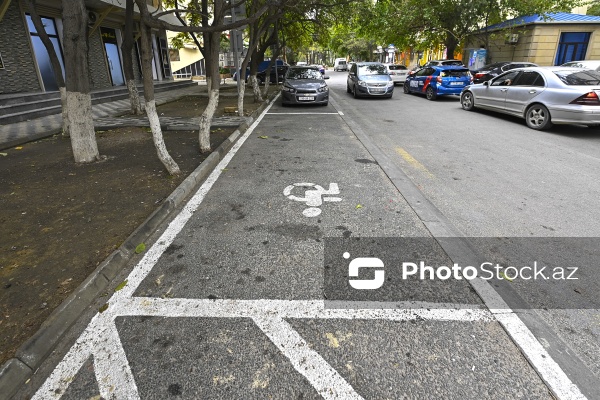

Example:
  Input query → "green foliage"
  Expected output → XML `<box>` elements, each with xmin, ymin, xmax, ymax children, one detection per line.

<box><xmin>588</xmin><ymin>1</ymin><xmax>600</xmax><ymax>15</ymax></box>
<box><xmin>135</xmin><ymin>243</ymin><xmax>146</xmax><ymax>254</ymax></box>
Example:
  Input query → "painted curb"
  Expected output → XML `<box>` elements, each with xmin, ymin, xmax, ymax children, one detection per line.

<box><xmin>0</xmin><ymin>95</ymin><xmax>275</xmax><ymax>399</ymax></box>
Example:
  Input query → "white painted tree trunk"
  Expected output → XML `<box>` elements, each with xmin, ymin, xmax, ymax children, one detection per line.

<box><xmin>66</xmin><ymin>91</ymin><xmax>99</xmax><ymax>163</ymax></box>
<box><xmin>146</xmin><ymin>100</ymin><xmax>180</xmax><ymax>175</ymax></box>
<box><xmin>250</xmin><ymin>75</ymin><xmax>263</xmax><ymax>102</ymax></box>
<box><xmin>126</xmin><ymin>79</ymin><xmax>143</xmax><ymax>115</ymax></box>
<box><xmin>60</xmin><ymin>87</ymin><xmax>69</xmax><ymax>137</ymax></box>
<box><xmin>262</xmin><ymin>78</ymin><xmax>271</xmax><ymax>99</ymax></box>
<box><xmin>198</xmin><ymin>89</ymin><xmax>219</xmax><ymax>153</ymax></box>
<box><xmin>237</xmin><ymin>82</ymin><xmax>246</xmax><ymax>117</ymax></box>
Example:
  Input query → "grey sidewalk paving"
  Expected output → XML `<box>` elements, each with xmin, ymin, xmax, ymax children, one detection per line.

<box><xmin>0</xmin><ymin>82</ymin><xmax>251</xmax><ymax>150</ymax></box>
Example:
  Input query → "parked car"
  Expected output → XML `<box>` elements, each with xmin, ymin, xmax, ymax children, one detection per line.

<box><xmin>471</xmin><ymin>61</ymin><xmax>538</xmax><ymax>84</ymax></box>
<box><xmin>334</xmin><ymin>58</ymin><xmax>348</xmax><ymax>71</ymax></box>
<box><xmin>281</xmin><ymin>66</ymin><xmax>330</xmax><ymax>106</ymax></box>
<box><xmin>233</xmin><ymin>59</ymin><xmax>288</xmax><ymax>82</ymax></box>
<box><xmin>310</xmin><ymin>64</ymin><xmax>326</xmax><ymax>75</ymax></box>
<box><xmin>561</xmin><ymin>60</ymin><xmax>600</xmax><ymax>71</ymax></box>
<box><xmin>422</xmin><ymin>59</ymin><xmax>464</xmax><ymax>67</ymax></box>
<box><xmin>460</xmin><ymin>66</ymin><xmax>600</xmax><ymax>130</ymax></box>
<box><xmin>346</xmin><ymin>62</ymin><xmax>394</xmax><ymax>98</ymax></box>
<box><xmin>384</xmin><ymin>64</ymin><xmax>409</xmax><ymax>85</ymax></box>
<box><xmin>404</xmin><ymin>65</ymin><xmax>473</xmax><ymax>100</ymax></box>
<box><xmin>255</xmin><ymin>64</ymin><xmax>289</xmax><ymax>85</ymax></box>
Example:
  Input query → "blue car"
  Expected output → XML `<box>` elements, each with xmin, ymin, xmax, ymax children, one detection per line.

<box><xmin>404</xmin><ymin>65</ymin><xmax>473</xmax><ymax>100</ymax></box>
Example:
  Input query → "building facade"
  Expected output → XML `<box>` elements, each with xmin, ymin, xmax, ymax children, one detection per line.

<box><xmin>0</xmin><ymin>0</ymin><xmax>175</xmax><ymax>95</ymax></box>
<box><xmin>463</xmin><ymin>13</ymin><xmax>600</xmax><ymax>68</ymax></box>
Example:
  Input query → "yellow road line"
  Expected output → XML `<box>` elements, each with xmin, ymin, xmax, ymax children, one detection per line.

<box><xmin>395</xmin><ymin>147</ymin><xmax>434</xmax><ymax>178</ymax></box>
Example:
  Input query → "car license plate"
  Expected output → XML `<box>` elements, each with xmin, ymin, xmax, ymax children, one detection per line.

<box><xmin>450</xmin><ymin>82</ymin><xmax>464</xmax><ymax>86</ymax></box>
<box><xmin>371</xmin><ymin>88</ymin><xmax>385</xmax><ymax>92</ymax></box>
<box><xmin>299</xmin><ymin>96</ymin><xmax>315</xmax><ymax>101</ymax></box>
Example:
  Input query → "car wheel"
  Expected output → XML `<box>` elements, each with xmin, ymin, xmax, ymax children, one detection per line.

<box><xmin>426</xmin><ymin>86</ymin><xmax>437</xmax><ymax>100</ymax></box>
<box><xmin>353</xmin><ymin>85</ymin><xmax>358</xmax><ymax>98</ymax></box>
<box><xmin>461</xmin><ymin>91</ymin><xmax>475</xmax><ymax>111</ymax></box>
<box><xmin>525</xmin><ymin>104</ymin><xmax>553</xmax><ymax>130</ymax></box>
<box><xmin>403</xmin><ymin>84</ymin><xmax>410</xmax><ymax>94</ymax></box>
<box><xmin>347</xmin><ymin>84</ymin><xmax>352</xmax><ymax>93</ymax></box>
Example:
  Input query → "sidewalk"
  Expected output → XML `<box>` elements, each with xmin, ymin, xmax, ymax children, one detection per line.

<box><xmin>0</xmin><ymin>82</ymin><xmax>250</xmax><ymax>151</ymax></box>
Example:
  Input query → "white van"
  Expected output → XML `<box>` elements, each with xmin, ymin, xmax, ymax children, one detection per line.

<box><xmin>334</xmin><ymin>58</ymin><xmax>347</xmax><ymax>71</ymax></box>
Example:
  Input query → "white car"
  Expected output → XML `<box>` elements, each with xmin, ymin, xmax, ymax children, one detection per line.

<box><xmin>384</xmin><ymin>64</ymin><xmax>409</xmax><ymax>85</ymax></box>
<box><xmin>460</xmin><ymin>66</ymin><xmax>600</xmax><ymax>130</ymax></box>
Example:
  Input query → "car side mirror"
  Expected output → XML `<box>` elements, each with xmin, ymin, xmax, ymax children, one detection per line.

<box><xmin>483</xmin><ymin>81</ymin><xmax>489</xmax><ymax>86</ymax></box>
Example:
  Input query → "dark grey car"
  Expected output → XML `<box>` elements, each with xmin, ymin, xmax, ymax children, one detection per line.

<box><xmin>281</xmin><ymin>66</ymin><xmax>329</xmax><ymax>106</ymax></box>
<box><xmin>346</xmin><ymin>62</ymin><xmax>394</xmax><ymax>98</ymax></box>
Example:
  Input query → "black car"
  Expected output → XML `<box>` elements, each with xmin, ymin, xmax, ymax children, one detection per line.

<box><xmin>255</xmin><ymin>64</ymin><xmax>289</xmax><ymax>85</ymax></box>
<box><xmin>471</xmin><ymin>61</ymin><xmax>538</xmax><ymax>84</ymax></box>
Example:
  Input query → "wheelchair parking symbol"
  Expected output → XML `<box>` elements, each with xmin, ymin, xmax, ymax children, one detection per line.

<box><xmin>283</xmin><ymin>183</ymin><xmax>342</xmax><ymax>217</ymax></box>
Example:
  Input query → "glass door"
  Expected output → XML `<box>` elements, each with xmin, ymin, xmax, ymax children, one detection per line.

<box><xmin>26</xmin><ymin>15</ymin><xmax>65</xmax><ymax>92</ymax></box>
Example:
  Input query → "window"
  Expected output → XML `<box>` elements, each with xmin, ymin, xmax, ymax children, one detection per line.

<box><xmin>553</xmin><ymin>70</ymin><xmax>600</xmax><ymax>85</ymax></box>
<box><xmin>554</xmin><ymin>32</ymin><xmax>591</xmax><ymax>65</ymax></box>
<box><xmin>513</xmin><ymin>71</ymin><xmax>544</xmax><ymax>87</ymax></box>
<box><xmin>26</xmin><ymin>14</ymin><xmax>65</xmax><ymax>92</ymax></box>
<box><xmin>491</xmin><ymin>71</ymin><xmax>520</xmax><ymax>86</ymax></box>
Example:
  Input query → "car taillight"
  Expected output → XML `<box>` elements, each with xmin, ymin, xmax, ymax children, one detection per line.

<box><xmin>474</xmin><ymin>73</ymin><xmax>485</xmax><ymax>79</ymax></box>
<box><xmin>570</xmin><ymin>92</ymin><xmax>600</xmax><ymax>105</ymax></box>
<box><xmin>436</xmin><ymin>76</ymin><xmax>442</xmax><ymax>83</ymax></box>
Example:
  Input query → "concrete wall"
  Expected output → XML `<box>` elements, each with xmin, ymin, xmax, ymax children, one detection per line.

<box><xmin>0</xmin><ymin>1</ymin><xmax>42</xmax><ymax>93</ymax></box>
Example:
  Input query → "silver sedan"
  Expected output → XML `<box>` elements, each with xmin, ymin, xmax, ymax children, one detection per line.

<box><xmin>460</xmin><ymin>66</ymin><xmax>600</xmax><ymax>130</ymax></box>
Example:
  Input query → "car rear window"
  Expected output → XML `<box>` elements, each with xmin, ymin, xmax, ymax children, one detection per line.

<box><xmin>388</xmin><ymin>65</ymin><xmax>408</xmax><ymax>70</ymax></box>
<box><xmin>338</xmin><ymin>61</ymin><xmax>346</xmax><ymax>65</ymax></box>
<box><xmin>553</xmin><ymin>70</ymin><xmax>600</xmax><ymax>85</ymax></box>
<box><xmin>440</xmin><ymin>69</ymin><xmax>470</xmax><ymax>77</ymax></box>
<box><xmin>359</xmin><ymin>64</ymin><xmax>388</xmax><ymax>75</ymax></box>
<box><xmin>442</xmin><ymin>61</ymin><xmax>463</xmax><ymax>66</ymax></box>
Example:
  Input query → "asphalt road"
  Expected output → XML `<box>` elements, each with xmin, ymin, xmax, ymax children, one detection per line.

<box><xmin>20</xmin><ymin>71</ymin><xmax>599</xmax><ymax>399</ymax></box>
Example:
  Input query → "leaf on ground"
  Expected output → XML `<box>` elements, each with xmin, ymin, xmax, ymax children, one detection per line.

<box><xmin>355</xmin><ymin>204</ymin><xmax>363</xmax><ymax>209</ymax></box>
<box><xmin>500</xmin><ymin>271</ymin><xmax>513</xmax><ymax>282</ymax></box>
<box><xmin>15</xmin><ymin>147</ymin><xmax>23</xmax><ymax>150</ymax></box>
<box><xmin>135</xmin><ymin>243</ymin><xmax>146</xmax><ymax>254</ymax></box>
<box><xmin>258</xmin><ymin>135</ymin><xmax>268</xmax><ymax>139</ymax></box>
<box><xmin>115</xmin><ymin>280</ymin><xmax>128</xmax><ymax>292</ymax></box>
<box><xmin>98</xmin><ymin>303</ymin><xmax>109</xmax><ymax>313</ymax></box>
<box><xmin>0</xmin><ymin>153</ymin><xmax>7</xmax><ymax>156</ymax></box>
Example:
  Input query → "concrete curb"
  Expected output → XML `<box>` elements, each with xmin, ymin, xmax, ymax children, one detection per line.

<box><xmin>0</xmin><ymin>95</ymin><xmax>275</xmax><ymax>399</ymax></box>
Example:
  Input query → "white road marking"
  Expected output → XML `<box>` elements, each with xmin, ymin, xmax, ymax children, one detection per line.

<box><xmin>338</xmin><ymin>111</ymin><xmax>344</xmax><ymax>116</ymax></box>
<box><xmin>283</xmin><ymin>183</ymin><xmax>342</xmax><ymax>217</ymax></box>
<box><xmin>253</xmin><ymin>316</ymin><xmax>363</xmax><ymax>400</ymax></box>
<box><xmin>94</xmin><ymin>321</ymin><xmax>139</xmax><ymax>399</ymax></box>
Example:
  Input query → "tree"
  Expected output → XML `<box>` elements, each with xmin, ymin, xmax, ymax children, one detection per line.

<box><xmin>360</xmin><ymin>0</ymin><xmax>583</xmax><ymax>60</ymax></box>
<box><xmin>122</xmin><ymin>0</ymin><xmax>143</xmax><ymax>115</ymax></box>
<box><xmin>61</xmin><ymin>0</ymin><xmax>100</xmax><ymax>163</ymax></box>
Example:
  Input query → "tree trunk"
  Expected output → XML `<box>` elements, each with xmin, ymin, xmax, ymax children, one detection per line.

<box><xmin>139</xmin><ymin>20</ymin><xmax>180</xmax><ymax>175</ymax></box>
<box><xmin>250</xmin><ymin>75</ymin><xmax>263</xmax><ymax>102</ymax></box>
<box><xmin>122</xmin><ymin>0</ymin><xmax>143</xmax><ymax>115</ymax></box>
<box><xmin>445</xmin><ymin>33</ymin><xmax>459</xmax><ymax>60</ymax></box>
<box><xmin>237</xmin><ymin>79</ymin><xmax>246</xmax><ymax>117</ymax></box>
<box><xmin>198</xmin><ymin>29</ymin><xmax>221</xmax><ymax>153</ymax></box>
<box><xmin>61</xmin><ymin>0</ymin><xmax>99</xmax><ymax>163</ymax></box>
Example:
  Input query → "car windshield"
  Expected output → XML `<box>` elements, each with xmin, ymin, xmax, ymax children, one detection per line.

<box><xmin>440</xmin><ymin>69</ymin><xmax>470</xmax><ymax>77</ymax></box>
<box><xmin>358</xmin><ymin>64</ymin><xmax>388</xmax><ymax>75</ymax></box>
<box><xmin>388</xmin><ymin>65</ymin><xmax>407</xmax><ymax>70</ymax></box>
<box><xmin>481</xmin><ymin>62</ymin><xmax>506</xmax><ymax>70</ymax></box>
<box><xmin>553</xmin><ymin>70</ymin><xmax>600</xmax><ymax>85</ymax></box>
<box><xmin>286</xmin><ymin>68</ymin><xmax>322</xmax><ymax>80</ymax></box>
